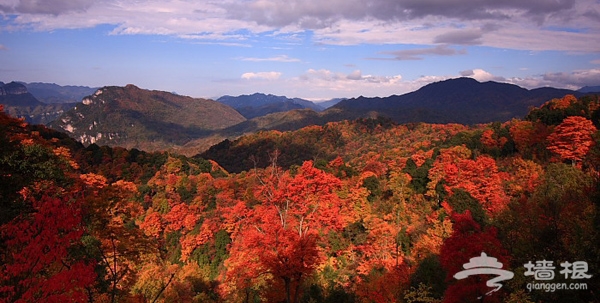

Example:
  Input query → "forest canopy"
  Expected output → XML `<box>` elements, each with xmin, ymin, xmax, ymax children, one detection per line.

<box><xmin>1</xmin><ymin>95</ymin><xmax>599</xmax><ymax>303</ymax></box>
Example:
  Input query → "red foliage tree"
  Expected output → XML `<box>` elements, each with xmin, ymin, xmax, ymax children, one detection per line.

<box><xmin>440</xmin><ymin>211</ymin><xmax>510</xmax><ymax>303</ymax></box>
<box><xmin>223</xmin><ymin>161</ymin><xmax>347</xmax><ymax>303</ymax></box>
<box><xmin>0</xmin><ymin>194</ymin><xmax>96</xmax><ymax>303</ymax></box>
<box><xmin>547</xmin><ymin>116</ymin><xmax>597</xmax><ymax>165</ymax></box>
<box><xmin>430</xmin><ymin>147</ymin><xmax>509</xmax><ymax>217</ymax></box>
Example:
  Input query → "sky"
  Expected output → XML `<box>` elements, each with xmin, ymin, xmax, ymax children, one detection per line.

<box><xmin>1</xmin><ymin>0</ymin><xmax>600</xmax><ymax>101</ymax></box>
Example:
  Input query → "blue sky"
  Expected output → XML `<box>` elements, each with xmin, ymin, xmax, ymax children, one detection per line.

<box><xmin>1</xmin><ymin>0</ymin><xmax>600</xmax><ymax>100</ymax></box>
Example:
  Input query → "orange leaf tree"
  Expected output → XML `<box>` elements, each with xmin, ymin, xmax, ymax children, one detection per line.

<box><xmin>546</xmin><ymin>116</ymin><xmax>597</xmax><ymax>165</ymax></box>
<box><xmin>79</xmin><ymin>174</ymin><xmax>151</xmax><ymax>303</ymax></box>
<box><xmin>223</xmin><ymin>160</ymin><xmax>348</xmax><ymax>303</ymax></box>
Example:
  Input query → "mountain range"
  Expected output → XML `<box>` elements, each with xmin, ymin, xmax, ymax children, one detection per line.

<box><xmin>24</xmin><ymin>82</ymin><xmax>98</xmax><ymax>104</ymax></box>
<box><xmin>579</xmin><ymin>85</ymin><xmax>600</xmax><ymax>93</ymax></box>
<box><xmin>214</xmin><ymin>78</ymin><xmax>595</xmax><ymax>134</ymax></box>
<box><xmin>178</xmin><ymin>78</ymin><xmax>600</xmax><ymax>155</ymax></box>
<box><xmin>216</xmin><ymin>93</ymin><xmax>339</xmax><ymax>119</ymax></box>
<box><xmin>329</xmin><ymin>77</ymin><xmax>584</xmax><ymax>124</ymax></box>
<box><xmin>2</xmin><ymin>78</ymin><xmax>599</xmax><ymax>155</ymax></box>
<box><xmin>0</xmin><ymin>82</ymin><xmax>77</xmax><ymax>125</ymax></box>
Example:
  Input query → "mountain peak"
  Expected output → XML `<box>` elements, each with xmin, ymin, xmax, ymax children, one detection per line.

<box><xmin>331</xmin><ymin>78</ymin><xmax>581</xmax><ymax>124</ymax></box>
<box><xmin>49</xmin><ymin>85</ymin><xmax>246</xmax><ymax>150</ymax></box>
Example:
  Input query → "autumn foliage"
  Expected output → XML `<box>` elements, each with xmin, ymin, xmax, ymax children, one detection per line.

<box><xmin>0</xmin><ymin>195</ymin><xmax>96</xmax><ymax>303</ymax></box>
<box><xmin>547</xmin><ymin>116</ymin><xmax>597</xmax><ymax>165</ymax></box>
<box><xmin>1</xmin><ymin>95</ymin><xmax>600</xmax><ymax>303</ymax></box>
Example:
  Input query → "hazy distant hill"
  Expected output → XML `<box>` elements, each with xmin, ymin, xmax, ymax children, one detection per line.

<box><xmin>49</xmin><ymin>84</ymin><xmax>246</xmax><ymax>151</ymax></box>
<box><xmin>0</xmin><ymin>82</ymin><xmax>43</xmax><ymax>107</ymax></box>
<box><xmin>0</xmin><ymin>81</ymin><xmax>75</xmax><ymax>124</ymax></box>
<box><xmin>316</xmin><ymin>98</ymin><xmax>344</xmax><ymax>109</ymax></box>
<box><xmin>25</xmin><ymin>82</ymin><xmax>98</xmax><ymax>104</ymax></box>
<box><xmin>329</xmin><ymin>77</ymin><xmax>583</xmax><ymax>124</ymax></box>
<box><xmin>217</xmin><ymin>93</ymin><xmax>325</xmax><ymax>119</ymax></box>
<box><xmin>579</xmin><ymin>86</ymin><xmax>600</xmax><ymax>93</ymax></box>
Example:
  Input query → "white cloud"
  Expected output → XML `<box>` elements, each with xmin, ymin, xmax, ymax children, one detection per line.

<box><xmin>241</xmin><ymin>71</ymin><xmax>282</xmax><ymax>80</ymax></box>
<box><xmin>542</xmin><ymin>69</ymin><xmax>600</xmax><ymax>88</ymax></box>
<box><xmin>4</xmin><ymin>1</ymin><xmax>270</xmax><ymax>39</ymax></box>
<box><xmin>291</xmin><ymin>68</ymin><xmax>406</xmax><ymax>97</ymax></box>
<box><xmin>500</xmin><ymin>69</ymin><xmax>600</xmax><ymax>90</ymax></box>
<box><xmin>347</xmin><ymin>70</ymin><xmax>362</xmax><ymax>80</ymax></box>
<box><xmin>1</xmin><ymin>0</ymin><xmax>598</xmax><ymax>52</ymax></box>
<box><xmin>460</xmin><ymin>69</ymin><xmax>503</xmax><ymax>82</ymax></box>
<box><xmin>312</xmin><ymin>18</ymin><xmax>600</xmax><ymax>52</ymax></box>
<box><xmin>221</xmin><ymin>0</ymin><xmax>585</xmax><ymax>28</ymax></box>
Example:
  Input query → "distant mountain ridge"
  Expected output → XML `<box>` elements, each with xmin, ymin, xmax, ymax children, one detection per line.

<box><xmin>25</xmin><ymin>82</ymin><xmax>98</xmax><ymax>104</ymax></box>
<box><xmin>0</xmin><ymin>82</ymin><xmax>43</xmax><ymax>107</ymax></box>
<box><xmin>579</xmin><ymin>86</ymin><xmax>600</xmax><ymax>93</ymax></box>
<box><xmin>217</xmin><ymin>93</ymin><xmax>340</xmax><ymax>119</ymax></box>
<box><xmin>0</xmin><ymin>82</ymin><xmax>75</xmax><ymax>124</ymax></box>
<box><xmin>200</xmin><ymin>78</ymin><xmax>592</xmax><ymax>143</ymax></box>
<box><xmin>330</xmin><ymin>77</ymin><xmax>584</xmax><ymax>124</ymax></box>
<box><xmin>317</xmin><ymin>98</ymin><xmax>345</xmax><ymax>109</ymax></box>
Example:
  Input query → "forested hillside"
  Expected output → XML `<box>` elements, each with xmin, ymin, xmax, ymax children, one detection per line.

<box><xmin>49</xmin><ymin>85</ymin><xmax>246</xmax><ymax>152</ymax></box>
<box><xmin>1</xmin><ymin>94</ymin><xmax>599</xmax><ymax>303</ymax></box>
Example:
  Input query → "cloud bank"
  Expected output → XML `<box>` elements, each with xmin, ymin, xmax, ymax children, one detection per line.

<box><xmin>1</xmin><ymin>0</ymin><xmax>598</xmax><ymax>51</ymax></box>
